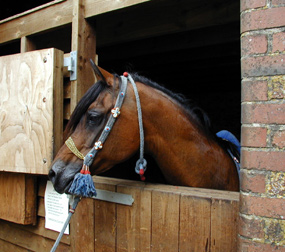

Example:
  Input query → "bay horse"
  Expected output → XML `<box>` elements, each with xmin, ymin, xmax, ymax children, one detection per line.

<box><xmin>49</xmin><ymin>64</ymin><xmax>240</xmax><ymax>193</ymax></box>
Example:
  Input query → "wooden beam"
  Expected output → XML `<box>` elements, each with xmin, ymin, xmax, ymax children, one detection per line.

<box><xmin>70</xmin><ymin>0</ymin><xmax>96</xmax><ymax>112</ymax></box>
<box><xmin>85</xmin><ymin>0</ymin><xmax>150</xmax><ymax>17</ymax></box>
<box><xmin>20</xmin><ymin>36</ymin><xmax>36</xmax><ymax>52</ymax></box>
<box><xmin>94</xmin><ymin>0</ymin><xmax>240</xmax><ymax>47</ymax></box>
<box><xmin>0</xmin><ymin>0</ymin><xmax>72</xmax><ymax>44</ymax></box>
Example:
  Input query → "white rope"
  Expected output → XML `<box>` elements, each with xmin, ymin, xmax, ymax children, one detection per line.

<box><xmin>127</xmin><ymin>74</ymin><xmax>147</xmax><ymax>175</ymax></box>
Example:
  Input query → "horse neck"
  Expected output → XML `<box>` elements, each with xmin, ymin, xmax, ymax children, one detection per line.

<box><xmin>138</xmin><ymin>83</ymin><xmax>239</xmax><ymax>191</ymax></box>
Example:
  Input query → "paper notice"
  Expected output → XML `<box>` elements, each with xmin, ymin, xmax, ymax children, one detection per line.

<box><xmin>45</xmin><ymin>181</ymin><xmax>70</xmax><ymax>234</ymax></box>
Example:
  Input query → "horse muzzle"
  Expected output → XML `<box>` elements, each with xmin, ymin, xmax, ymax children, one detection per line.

<box><xmin>48</xmin><ymin>160</ymin><xmax>81</xmax><ymax>194</ymax></box>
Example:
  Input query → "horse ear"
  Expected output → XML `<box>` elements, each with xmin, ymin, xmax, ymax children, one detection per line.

<box><xmin>90</xmin><ymin>59</ymin><xmax>114</xmax><ymax>86</ymax></box>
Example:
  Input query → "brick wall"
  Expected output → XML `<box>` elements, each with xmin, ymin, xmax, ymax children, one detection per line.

<box><xmin>240</xmin><ymin>0</ymin><xmax>285</xmax><ymax>251</ymax></box>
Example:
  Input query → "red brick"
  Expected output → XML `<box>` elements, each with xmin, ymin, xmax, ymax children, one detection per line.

<box><xmin>242</xmin><ymin>80</ymin><xmax>268</xmax><ymax>101</ymax></box>
<box><xmin>272</xmin><ymin>130</ymin><xmax>285</xmax><ymax>148</ymax></box>
<box><xmin>272</xmin><ymin>0</ymin><xmax>285</xmax><ymax>6</ymax></box>
<box><xmin>241</xmin><ymin>126</ymin><xmax>267</xmax><ymax>147</ymax></box>
<box><xmin>242</xmin><ymin>103</ymin><xmax>285</xmax><ymax>124</ymax></box>
<box><xmin>241</xmin><ymin>150</ymin><xmax>285</xmax><ymax>171</ymax></box>
<box><xmin>238</xmin><ymin>236</ymin><xmax>285</xmax><ymax>252</ymax></box>
<box><xmin>241</xmin><ymin>55</ymin><xmax>285</xmax><ymax>78</ymax></box>
<box><xmin>240</xmin><ymin>0</ymin><xmax>267</xmax><ymax>11</ymax></box>
<box><xmin>240</xmin><ymin>194</ymin><xmax>285</xmax><ymax>218</ymax></box>
<box><xmin>239</xmin><ymin>215</ymin><xmax>265</xmax><ymax>239</ymax></box>
<box><xmin>272</xmin><ymin>32</ymin><xmax>285</xmax><ymax>53</ymax></box>
<box><xmin>240</xmin><ymin>169</ymin><xmax>266</xmax><ymax>193</ymax></box>
<box><xmin>241</xmin><ymin>34</ymin><xmax>268</xmax><ymax>55</ymax></box>
<box><xmin>241</xmin><ymin>7</ymin><xmax>285</xmax><ymax>33</ymax></box>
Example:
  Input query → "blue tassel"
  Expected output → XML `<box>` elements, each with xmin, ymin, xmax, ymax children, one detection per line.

<box><xmin>68</xmin><ymin>171</ymin><xmax>97</xmax><ymax>197</ymax></box>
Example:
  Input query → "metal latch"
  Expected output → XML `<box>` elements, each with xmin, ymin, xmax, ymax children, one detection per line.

<box><xmin>91</xmin><ymin>189</ymin><xmax>134</xmax><ymax>206</ymax></box>
<box><xmin>64</xmin><ymin>51</ymin><xmax>77</xmax><ymax>81</ymax></box>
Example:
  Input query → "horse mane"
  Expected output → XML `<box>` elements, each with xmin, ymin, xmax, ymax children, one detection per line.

<box><xmin>130</xmin><ymin>72</ymin><xmax>215</xmax><ymax>139</ymax></box>
<box><xmin>65</xmin><ymin>71</ymin><xmax>215</xmax><ymax>140</ymax></box>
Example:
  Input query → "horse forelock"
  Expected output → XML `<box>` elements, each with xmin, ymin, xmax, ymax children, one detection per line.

<box><xmin>64</xmin><ymin>80</ymin><xmax>108</xmax><ymax>140</ymax></box>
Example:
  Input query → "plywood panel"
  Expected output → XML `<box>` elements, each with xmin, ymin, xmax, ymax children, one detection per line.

<box><xmin>0</xmin><ymin>48</ymin><xmax>63</xmax><ymax>174</ymax></box>
<box><xmin>117</xmin><ymin>184</ymin><xmax>151</xmax><ymax>252</ymax></box>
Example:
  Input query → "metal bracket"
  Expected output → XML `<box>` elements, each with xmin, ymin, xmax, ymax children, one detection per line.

<box><xmin>91</xmin><ymin>189</ymin><xmax>134</xmax><ymax>206</ymax></box>
<box><xmin>64</xmin><ymin>51</ymin><xmax>77</xmax><ymax>81</ymax></box>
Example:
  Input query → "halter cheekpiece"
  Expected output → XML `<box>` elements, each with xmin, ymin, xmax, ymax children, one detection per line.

<box><xmin>65</xmin><ymin>72</ymin><xmax>147</xmax><ymax>181</ymax></box>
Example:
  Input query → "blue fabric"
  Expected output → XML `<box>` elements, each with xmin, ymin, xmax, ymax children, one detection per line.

<box><xmin>216</xmin><ymin>130</ymin><xmax>241</xmax><ymax>154</ymax></box>
<box><xmin>68</xmin><ymin>173</ymin><xmax>97</xmax><ymax>197</ymax></box>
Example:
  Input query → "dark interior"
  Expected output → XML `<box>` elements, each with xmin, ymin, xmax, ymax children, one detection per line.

<box><xmin>92</xmin><ymin>0</ymin><xmax>241</xmax><ymax>182</ymax></box>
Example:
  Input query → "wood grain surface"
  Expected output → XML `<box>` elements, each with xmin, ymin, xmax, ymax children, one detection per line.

<box><xmin>0</xmin><ymin>48</ymin><xmax>63</xmax><ymax>174</ymax></box>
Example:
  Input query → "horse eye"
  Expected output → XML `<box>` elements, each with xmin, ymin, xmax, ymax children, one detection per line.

<box><xmin>87</xmin><ymin>111</ymin><xmax>102</xmax><ymax>126</ymax></box>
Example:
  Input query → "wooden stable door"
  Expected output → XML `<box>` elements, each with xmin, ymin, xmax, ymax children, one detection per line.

<box><xmin>0</xmin><ymin>48</ymin><xmax>63</xmax><ymax>224</ymax></box>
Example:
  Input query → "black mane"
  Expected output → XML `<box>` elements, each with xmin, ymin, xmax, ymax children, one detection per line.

<box><xmin>130</xmin><ymin>72</ymin><xmax>214</xmax><ymax>138</ymax></box>
<box><xmin>65</xmin><ymin>72</ymin><xmax>214</xmax><ymax>139</ymax></box>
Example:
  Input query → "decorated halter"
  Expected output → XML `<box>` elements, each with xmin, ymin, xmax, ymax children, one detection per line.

<box><xmin>65</xmin><ymin>72</ymin><xmax>147</xmax><ymax>181</ymax></box>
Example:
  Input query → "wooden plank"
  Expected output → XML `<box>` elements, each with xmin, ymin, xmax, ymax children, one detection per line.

<box><xmin>0</xmin><ymin>219</ymin><xmax>70</xmax><ymax>252</ymax></box>
<box><xmin>179</xmin><ymin>194</ymin><xmax>211</xmax><ymax>252</ymax></box>
<box><xmin>0</xmin><ymin>0</ymin><xmax>67</xmax><ymax>24</ymax></box>
<box><xmin>52</xmin><ymin>48</ymin><xmax>64</xmax><ymax>155</ymax></box>
<box><xmin>0</xmin><ymin>238</ymin><xmax>28</xmax><ymax>252</ymax></box>
<box><xmin>151</xmin><ymin>189</ymin><xmax>180</xmax><ymax>252</ymax></box>
<box><xmin>0</xmin><ymin>0</ymin><xmax>72</xmax><ymax>44</ymax></box>
<box><xmin>210</xmin><ymin>198</ymin><xmax>239</xmax><ymax>252</ymax></box>
<box><xmin>70</xmin><ymin>198</ymin><xmax>95</xmax><ymax>252</ymax></box>
<box><xmin>116</xmin><ymin>184</ymin><xmax>151</xmax><ymax>252</ymax></box>
<box><xmin>94</xmin><ymin>183</ymin><xmax>117</xmax><ymax>252</ymax></box>
<box><xmin>0</xmin><ymin>172</ymin><xmax>36</xmax><ymax>224</ymax></box>
<box><xmin>93</xmin><ymin>176</ymin><xmax>239</xmax><ymax>251</ymax></box>
<box><xmin>0</xmin><ymin>48</ymin><xmax>63</xmax><ymax>174</ymax></box>
<box><xmin>17</xmin><ymin>217</ymin><xmax>71</xmax><ymax>245</ymax></box>
<box><xmin>85</xmin><ymin>0</ymin><xmax>150</xmax><ymax>17</ymax></box>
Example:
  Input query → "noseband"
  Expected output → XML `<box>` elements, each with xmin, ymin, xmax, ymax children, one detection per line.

<box><xmin>65</xmin><ymin>72</ymin><xmax>147</xmax><ymax>180</ymax></box>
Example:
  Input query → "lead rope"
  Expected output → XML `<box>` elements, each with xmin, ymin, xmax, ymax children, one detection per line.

<box><xmin>124</xmin><ymin>72</ymin><xmax>147</xmax><ymax>181</ymax></box>
<box><xmin>50</xmin><ymin>196</ymin><xmax>81</xmax><ymax>252</ymax></box>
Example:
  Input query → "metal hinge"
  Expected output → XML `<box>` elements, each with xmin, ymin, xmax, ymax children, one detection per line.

<box><xmin>64</xmin><ymin>51</ymin><xmax>77</xmax><ymax>81</ymax></box>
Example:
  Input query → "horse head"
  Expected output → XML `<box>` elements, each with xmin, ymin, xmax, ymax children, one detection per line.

<box><xmin>49</xmin><ymin>64</ymin><xmax>141</xmax><ymax>194</ymax></box>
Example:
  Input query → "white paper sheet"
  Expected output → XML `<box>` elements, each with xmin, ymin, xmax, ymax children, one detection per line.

<box><xmin>44</xmin><ymin>181</ymin><xmax>70</xmax><ymax>234</ymax></box>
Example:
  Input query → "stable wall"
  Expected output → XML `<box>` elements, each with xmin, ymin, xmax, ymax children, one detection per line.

<box><xmin>240</xmin><ymin>0</ymin><xmax>285</xmax><ymax>250</ymax></box>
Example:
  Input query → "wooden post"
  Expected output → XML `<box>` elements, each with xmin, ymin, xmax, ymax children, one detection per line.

<box><xmin>69</xmin><ymin>0</ymin><xmax>96</xmax><ymax>251</ymax></box>
<box><xmin>70</xmin><ymin>0</ymin><xmax>96</xmax><ymax>112</ymax></box>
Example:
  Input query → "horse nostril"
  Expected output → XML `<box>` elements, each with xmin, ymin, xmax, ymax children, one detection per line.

<box><xmin>48</xmin><ymin>168</ymin><xmax>56</xmax><ymax>181</ymax></box>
